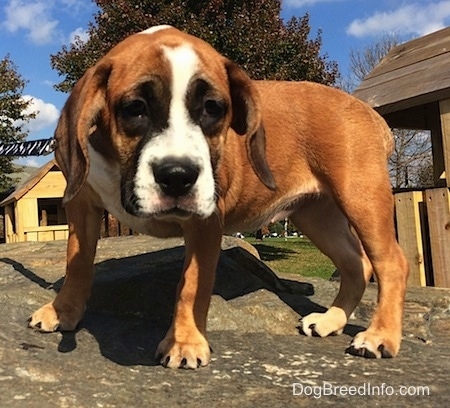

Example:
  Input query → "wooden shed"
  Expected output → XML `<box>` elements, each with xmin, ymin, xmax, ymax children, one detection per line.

<box><xmin>354</xmin><ymin>27</ymin><xmax>450</xmax><ymax>288</ymax></box>
<box><xmin>0</xmin><ymin>160</ymin><xmax>68</xmax><ymax>243</ymax></box>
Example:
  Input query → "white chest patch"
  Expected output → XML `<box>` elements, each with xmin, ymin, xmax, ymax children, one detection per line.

<box><xmin>86</xmin><ymin>145</ymin><xmax>142</xmax><ymax>231</ymax></box>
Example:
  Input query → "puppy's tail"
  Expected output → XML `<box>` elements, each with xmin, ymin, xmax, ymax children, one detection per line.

<box><xmin>369</xmin><ymin>107</ymin><xmax>394</xmax><ymax>157</ymax></box>
<box><xmin>382</xmin><ymin>126</ymin><xmax>395</xmax><ymax>158</ymax></box>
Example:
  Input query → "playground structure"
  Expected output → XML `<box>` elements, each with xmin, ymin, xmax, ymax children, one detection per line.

<box><xmin>354</xmin><ymin>27</ymin><xmax>450</xmax><ymax>288</ymax></box>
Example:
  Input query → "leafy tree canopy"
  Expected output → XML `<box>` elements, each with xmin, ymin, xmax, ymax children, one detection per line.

<box><xmin>51</xmin><ymin>0</ymin><xmax>338</xmax><ymax>92</ymax></box>
<box><xmin>0</xmin><ymin>55</ymin><xmax>35</xmax><ymax>193</ymax></box>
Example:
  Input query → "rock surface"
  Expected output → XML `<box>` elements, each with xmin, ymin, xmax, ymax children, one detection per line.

<box><xmin>0</xmin><ymin>235</ymin><xmax>449</xmax><ymax>407</ymax></box>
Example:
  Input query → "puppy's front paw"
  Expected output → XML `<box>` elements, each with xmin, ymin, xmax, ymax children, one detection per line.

<box><xmin>29</xmin><ymin>302</ymin><xmax>83</xmax><ymax>332</ymax></box>
<box><xmin>346</xmin><ymin>329</ymin><xmax>400</xmax><ymax>358</ymax></box>
<box><xmin>300</xmin><ymin>309</ymin><xmax>346</xmax><ymax>337</ymax></box>
<box><xmin>155</xmin><ymin>331</ymin><xmax>211</xmax><ymax>369</ymax></box>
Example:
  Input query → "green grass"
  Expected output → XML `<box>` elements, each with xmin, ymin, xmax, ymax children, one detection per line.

<box><xmin>245</xmin><ymin>237</ymin><xmax>335</xmax><ymax>280</ymax></box>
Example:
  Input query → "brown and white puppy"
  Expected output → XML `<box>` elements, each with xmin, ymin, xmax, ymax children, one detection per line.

<box><xmin>29</xmin><ymin>26</ymin><xmax>409</xmax><ymax>368</ymax></box>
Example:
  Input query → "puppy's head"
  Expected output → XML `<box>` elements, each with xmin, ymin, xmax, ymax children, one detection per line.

<box><xmin>55</xmin><ymin>25</ymin><xmax>275</xmax><ymax>220</ymax></box>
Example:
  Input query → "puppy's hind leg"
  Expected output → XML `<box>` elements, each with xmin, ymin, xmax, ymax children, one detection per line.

<box><xmin>338</xmin><ymin>188</ymin><xmax>409</xmax><ymax>358</ymax></box>
<box><xmin>290</xmin><ymin>194</ymin><xmax>373</xmax><ymax>338</ymax></box>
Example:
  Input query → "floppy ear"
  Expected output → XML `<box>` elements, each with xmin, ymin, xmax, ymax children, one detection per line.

<box><xmin>225</xmin><ymin>61</ymin><xmax>276</xmax><ymax>191</ymax></box>
<box><xmin>54</xmin><ymin>62</ymin><xmax>111</xmax><ymax>204</ymax></box>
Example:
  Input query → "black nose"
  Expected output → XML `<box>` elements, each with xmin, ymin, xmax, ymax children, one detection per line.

<box><xmin>152</xmin><ymin>159</ymin><xmax>200</xmax><ymax>198</ymax></box>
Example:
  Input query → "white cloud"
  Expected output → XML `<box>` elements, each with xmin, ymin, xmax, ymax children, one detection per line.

<box><xmin>2</xmin><ymin>0</ymin><xmax>91</xmax><ymax>45</ymax></box>
<box><xmin>60</xmin><ymin>0</ymin><xmax>81</xmax><ymax>7</ymax></box>
<box><xmin>347</xmin><ymin>1</ymin><xmax>450</xmax><ymax>38</ymax></box>
<box><xmin>22</xmin><ymin>158</ymin><xmax>40</xmax><ymax>167</ymax></box>
<box><xmin>42</xmin><ymin>79</ymin><xmax>56</xmax><ymax>88</ymax></box>
<box><xmin>19</xmin><ymin>95</ymin><xmax>59</xmax><ymax>133</ymax></box>
<box><xmin>2</xmin><ymin>0</ymin><xmax>59</xmax><ymax>45</ymax></box>
<box><xmin>68</xmin><ymin>27</ymin><xmax>89</xmax><ymax>44</ymax></box>
<box><xmin>60</xmin><ymin>0</ymin><xmax>92</xmax><ymax>14</ymax></box>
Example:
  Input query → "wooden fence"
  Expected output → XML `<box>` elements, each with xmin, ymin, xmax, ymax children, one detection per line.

<box><xmin>100</xmin><ymin>211</ymin><xmax>135</xmax><ymax>238</ymax></box>
<box><xmin>395</xmin><ymin>187</ymin><xmax>450</xmax><ymax>288</ymax></box>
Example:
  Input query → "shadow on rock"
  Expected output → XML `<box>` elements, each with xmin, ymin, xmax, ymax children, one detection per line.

<box><xmin>5</xmin><ymin>245</ymin><xmax>365</xmax><ymax>366</ymax></box>
<box><xmin>0</xmin><ymin>258</ymin><xmax>61</xmax><ymax>290</ymax></box>
<box><xmin>251</xmin><ymin>243</ymin><xmax>297</xmax><ymax>262</ymax></box>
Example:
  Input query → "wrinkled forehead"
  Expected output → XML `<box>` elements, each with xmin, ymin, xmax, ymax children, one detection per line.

<box><xmin>105</xmin><ymin>26</ymin><xmax>229</xmax><ymax>97</ymax></box>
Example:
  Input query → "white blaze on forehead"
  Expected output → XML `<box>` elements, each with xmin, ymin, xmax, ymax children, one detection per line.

<box><xmin>163</xmin><ymin>44</ymin><xmax>199</xmax><ymax>140</ymax></box>
<box><xmin>139</xmin><ymin>25</ymin><xmax>173</xmax><ymax>35</ymax></box>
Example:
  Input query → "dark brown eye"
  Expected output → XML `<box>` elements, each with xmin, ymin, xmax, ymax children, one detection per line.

<box><xmin>203</xmin><ymin>99</ymin><xmax>225</xmax><ymax>118</ymax></box>
<box><xmin>123</xmin><ymin>99</ymin><xmax>147</xmax><ymax>118</ymax></box>
<box><xmin>186</xmin><ymin>78</ymin><xmax>227</xmax><ymax>136</ymax></box>
<box><xmin>198</xmin><ymin>98</ymin><xmax>227</xmax><ymax>136</ymax></box>
<box><xmin>119</xmin><ymin>99</ymin><xmax>150</xmax><ymax>137</ymax></box>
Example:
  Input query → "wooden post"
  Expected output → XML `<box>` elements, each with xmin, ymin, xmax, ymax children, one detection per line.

<box><xmin>438</xmin><ymin>99</ymin><xmax>450</xmax><ymax>187</ymax></box>
<box><xmin>14</xmin><ymin>202</ymin><xmax>25</xmax><ymax>242</ymax></box>
<box><xmin>431</xmin><ymin>115</ymin><xmax>445</xmax><ymax>185</ymax></box>
<box><xmin>425</xmin><ymin>188</ymin><xmax>450</xmax><ymax>288</ymax></box>
<box><xmin>4</xmin><ymin>205</ymin><xmax>14</xmax><ymax>243</ymax></box>
<box><xmin>395</xmin><ymin>192</ymin><xmax>427</xmax><ymax>286</ymax></box>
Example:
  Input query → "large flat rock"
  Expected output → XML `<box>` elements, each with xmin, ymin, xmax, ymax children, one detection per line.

<box><xmin>0</xmin><ymin>236</ymin><xmax>449</xmax><ymax>407</ymax></box>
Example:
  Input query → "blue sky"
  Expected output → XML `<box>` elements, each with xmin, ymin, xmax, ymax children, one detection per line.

<box><xmin>2</xmin><ymin>0</ymin><xmax>450</xmax><ymax>167</ymax></box>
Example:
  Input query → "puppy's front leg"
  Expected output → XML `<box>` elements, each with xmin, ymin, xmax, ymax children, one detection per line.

<box><xmin>29</xmin><ymin>185</ymin><xmax>103</xmax><ymax>332</ymax></box>
<box><xmin>156</xmin><ymin>215</ymin><xmax>222</xmax><ymax>369</ymax></box>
